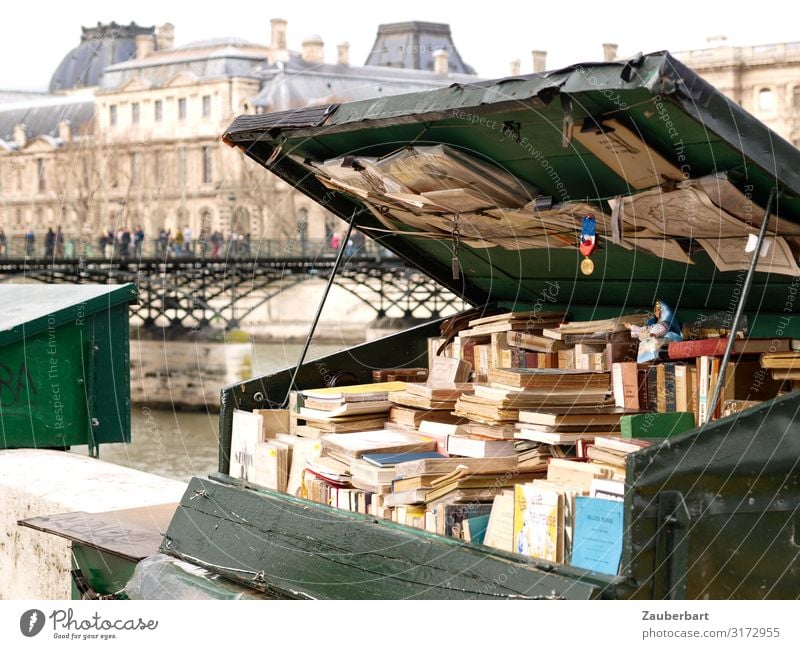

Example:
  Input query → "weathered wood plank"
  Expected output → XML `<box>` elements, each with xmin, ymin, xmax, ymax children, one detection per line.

<box><xmin>162</xmin><ymin>477</ymin><xmax>604</xmax><ymax>599</ymax></box>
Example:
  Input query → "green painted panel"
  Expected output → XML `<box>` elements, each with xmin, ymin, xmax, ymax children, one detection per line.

<box><xmin>0</xmin><ymin>286</ymin><xmax>134</xmax><ymax>449</ymax></box>
<box><xmin>0</xmin><ymin>324</ymin><xmax>88</xmax><ymax>448</ymax></box>
<box><xmin>163</xmin><ymin>477</ymin><xmax>606</xmax><ymax>600</ymax></box>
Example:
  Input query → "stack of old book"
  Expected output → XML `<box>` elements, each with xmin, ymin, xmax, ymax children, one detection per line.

<box><xmin>760</xmin><ymin>349</ymin><xmax>800</xmax><ymax>382</ymax></box>
<box><xmin>292</xmin><ymin>382</ymin><xmax>407</xmax><ymax>438</ymax></box>
<box><xmin>514</xmin><ymin>406</ymin><xmax>628</xmax><ymax>446</ymax></box>
<box><xmin>456</xmin><ymin>310</ymin><xmax>567</xmax><ymax>381</ymax></box>
<box><xmin>584</xmin><ymin>435</ymin><xmax>652</xmax><ymax>472</ymax></box>
<box><xmin>455</xmin><ymin>367</ymin><xmax>611</xmax><ymax>424</ymax></box>
<box><xmin>387</xmin><ymin>382</ymin><xmax>471</xmax><ymax>430</ymax></box>
<box><xmin>608</xmin><ymin>336</ymin><xmax>788</xmax><ymax>426</ymax></box>
<box><xmin>385</xmin><ymin>454</ymin><xmax>528</xmax><ymax>512</ymax></box>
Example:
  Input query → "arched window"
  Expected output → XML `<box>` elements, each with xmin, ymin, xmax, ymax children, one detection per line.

<box><xmin>758</xmin><ymin>88</ymin><xmax>775</xmax><ymax>113</ymax></box>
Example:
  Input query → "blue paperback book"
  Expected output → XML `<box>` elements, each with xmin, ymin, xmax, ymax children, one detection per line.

<box><xmin>571</xmin><ymin>496</ymin><xmax>624</xmax><ymax>575</ymax></box>
<box><xmin>361</xmin><ymin>451</ymin><xmax>446</xmax><ymax>467</ymax></box>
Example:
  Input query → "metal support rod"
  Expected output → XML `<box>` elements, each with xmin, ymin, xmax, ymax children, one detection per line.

<box><xmin>282</xmin><ymin>210</ymin><xmax>359</xmax><ymax>407</ymax></box>
<box><xmin>706</xmin><ymin>186</ymin><xmax>778</xmax><ymax>423</ymax></box>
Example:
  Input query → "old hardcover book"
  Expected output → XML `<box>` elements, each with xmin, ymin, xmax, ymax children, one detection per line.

<box><xmin>487</xmin><ymin>367</ymin><xmax>610</xmax><ymax>391</ymax></box>
<box><xmin>506</xmin><ymin>330</ymin><xmax>568</xmax><ymax>353</ymax></box>
<box><xmin>620</xmin><ymin>412</ymin><xmax>695</xmax><ymax>439</ymax></box>
<box><xmin>546</xmin><ymin>458</ymin><xmax>612</xmax><ymax>493</ymax></box>
<box><xmin>446</xmin><ymin>434</ymin><xmax>517</xmax><ymax>458</ymax></box>
<box><xmin>669</xmin><ymin>337</ymin><xmax>793</xmax><ymax>360</ymax></box>
<box><xmin>299</xmin><ymin>382</ymin><xmax>407</xmax><ymax>401</ymax></box>
<box><xmin>286</xmin><ymin>438</ymin><xmax>322</xmax><ymax>497</ymax></box>
<box><xmin>547</xmin><ymin>314</ymin><xmax>646</xmax><ymax>338</ymax></box>
<box><xmin>612</xmin><ymin>362</ymin><xmax>640</xmax><ymax>410</ymax></box>
<box><xmin>468</xmin><ymin>310</ymin><xmax>566</xmax><ymax>329</ymax></box>
<box><xmin>388</xmin><ymin>391</ymin><xmax>458</xmax><ymax>410</ymax></box>
<box><xmin>387</xmin><ymin>406</ymin><xmax>461</xmax><ymax>428</ymax></box>
<box><xmin>300</xmin><ymin>400</ymin><xmax>392</xmax><ymax>419</ymax></box>
<box><xmin>251</xmin><ymin>441</ymin><xmax>289</xmax><ymax>492</ymax></box>
<box><xmin>484</xmin><ymin>491</ymin><xmax>515</xmax><ymax>552</ymax></box>
<box><xmin>298</xmin><ymin>415</ymin><xmax>389</xmax><ymax>433</ymax></box>
<box><xmin>518</xmin><ymin>407</ymin><xmax>629</xmax><ymax>427</ymax></box>
<box><xmin>393</xmin><ymin>455</ymin><xmax>518</xmax><ymax>479</ymax></box>
<box><xmin>321</xmin><ymin>430</ymin><xmax>437</xmax><ymax>459</ymax></box>
<box><xmin>405</xmin><ymin>382</ymin><xmax>473</xmax><ymax>400</ymax></box>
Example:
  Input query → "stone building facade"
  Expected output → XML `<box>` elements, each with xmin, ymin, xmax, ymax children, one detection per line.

<box><xmin>0</xmin><ymin>20</ymin><xmax>476</xmax><ymax>251</ymax></box>
<box><xmin>674</xmin><ymin>40</ymin><xmax>800</xmax><ymax>146</ymax></box>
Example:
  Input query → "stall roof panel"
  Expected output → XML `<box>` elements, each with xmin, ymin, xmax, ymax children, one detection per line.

<box><xmin>0</xmin><ymin>283</ymin><xmax>137</xmax><ymax>346</ymax></box>
<box><xmin>224</xmin><ymin>52</ymin><xmax>800</xmax><ymax>314</ymax></box>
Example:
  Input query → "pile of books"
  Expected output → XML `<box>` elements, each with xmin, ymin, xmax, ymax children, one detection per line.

<box><xmin>228</xmin><ymin>308</ymin><xmax>800</xmax><ymax>578</ymax></box>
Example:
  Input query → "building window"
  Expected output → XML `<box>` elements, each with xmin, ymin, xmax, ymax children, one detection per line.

<box><xmin>793</xmin><ymin>86</ymin><xmax>800</xmax><ymax>111</ymax></box>
<box><xmin>154</xmin><ymin>99</ymin><xmax>163</xmax><ymax>122</ymax></box>
<box><xmin>16</xmin><ymin>208</ymin><xmax>22</xmax><ymax>226</ymax></box>
<box><xmin>202</xmin><ymin>146</ymin><xmax>213</xmax><ymax>184</ymax></box>
<box><xmin>109</xmin><ymin>104</ymin><xmax>117</xmax><ymax>126</ymax></box>
<box><xmin>758</xmin><ymin>88</ymin><xmax>775</xmax><ymax>113</ymax></box>
<box><xmin>202</xmin><ymin>95</ymin><xmax>211</xmax><ymax>118</ymax></box>
<box><xmin>37</xmin><ymin>159</ymin><xmax>46</xmax><ymax>192</ymax></box>
<box><xmin>178</xmin><ymin>97</ymin><xmax>187</xmax><ymax>120</ymax></box>
<box><xmin>132</xmin><ymin>102</ymin><xmax>140</xmax><ymax>124</ymax></box>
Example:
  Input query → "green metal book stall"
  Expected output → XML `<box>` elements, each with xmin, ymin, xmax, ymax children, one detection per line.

<box><xmin>0</xmin><ymin>283</ymin><xmax>136</xmax><ymax>453</ymax></box>
<box><xmin>22</xmin><ymin>52</ymin><xmax>800</xmax><ymax>598</ymax></box>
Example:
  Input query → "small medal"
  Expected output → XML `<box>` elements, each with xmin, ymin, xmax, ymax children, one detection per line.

<box><xmin>579</xmin><ymin>215</ymin><xmax>597</xmax><ymax>275</ymax></box>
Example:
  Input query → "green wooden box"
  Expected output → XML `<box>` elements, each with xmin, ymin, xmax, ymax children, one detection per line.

<box><xmin>0</xmin><ymin>283</ymin><xmax>137</xmax><ymax>452</ymax></box>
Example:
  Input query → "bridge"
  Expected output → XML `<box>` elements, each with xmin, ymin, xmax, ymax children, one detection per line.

<box><xmin>0</xmin><ymin>238</ymin><xmax>466</xmax><ymax>330</ymax></box>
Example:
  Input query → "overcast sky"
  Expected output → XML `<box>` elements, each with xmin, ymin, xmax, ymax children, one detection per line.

<box><xmin>2</xmin><ymin>0</ymin><xmax>797</xmax><ymax>90</ymax></box>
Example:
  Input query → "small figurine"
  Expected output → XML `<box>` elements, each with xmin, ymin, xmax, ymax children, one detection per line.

<box><xmin>626</xmin><ymin>299</ymin><xmax>682</xmax><ymax>363</ymax></box>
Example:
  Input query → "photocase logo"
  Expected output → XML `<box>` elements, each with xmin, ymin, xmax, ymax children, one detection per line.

<box><xmin>20</xmin><ymin>609</ymin><xmax>45</xmax><ymax>637</ymax></box>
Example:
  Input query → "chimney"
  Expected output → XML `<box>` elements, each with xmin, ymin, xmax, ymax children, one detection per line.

<box><xmin>136</xmin><ymin>34</ymin><xmax>154</xmax><ymax>59</ymax></box>
<box><xmin>509</xmin><ymin>59</ymin><xmax>521</xmax><ymax>76</ymax></box>
<box><xmin>301</xmin><ymin>35</ymin><xmax>324</xmax><ymax>64</ymax></box>
<box><xmin>58</xmin><ymin>120</ymin><xmax>71</xmax><ymax>142</ymax></box>
<box><xmin>156</xmin><ymin>23</ymin><xmax>175</xmax><ymax>50</ymax></box>
<box><xmin>532</xmin><ymin>50</ymin><xmax>547</xmax><ymax>73</ymax></box>
<box><xmin>433</xmin><ymin>48</ymin><xmax>449</xmax><ymax>75</ymax></box>
<box><xmin>271</xmin><ymin>18</ymin><xmax>287</xmax><ymax>50</ymax></box>
<box><xmin>14</xmin><ymin>123</ymin><xmax>26</xmax><ymax>147</ymax></box>
<box><xmin>337</xmin><ymin>42</ymin><xmax>350</xmax><ymax>65</ymax></box>
<box><xmin>602</xmin><ymin>43</ymin><xmax>618</xmax><ymax>62</ymax></box>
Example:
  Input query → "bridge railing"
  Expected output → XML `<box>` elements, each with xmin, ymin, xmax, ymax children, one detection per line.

<box><xmin>0</xmin><ymin>235</ymin><xmax>394</xmax><ymax>261</ymax></box>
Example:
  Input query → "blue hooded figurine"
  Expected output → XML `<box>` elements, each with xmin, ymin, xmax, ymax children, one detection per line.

<box><xmin>626</xmin><ymin>299</ymin><xmax>682</xmax><ymax>363</ymax></box>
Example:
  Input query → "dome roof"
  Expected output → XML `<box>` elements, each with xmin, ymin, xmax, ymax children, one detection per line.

<box><xmin>49</xmin><ymin>21</ymin><xmax>155</xmax><ymax>92</ymax></box>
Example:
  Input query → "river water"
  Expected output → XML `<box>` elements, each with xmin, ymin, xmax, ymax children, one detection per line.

<box><xmin>86</xmin><ymin>342</ymin><xmax>345</xmax><ymax>483</ymax></box>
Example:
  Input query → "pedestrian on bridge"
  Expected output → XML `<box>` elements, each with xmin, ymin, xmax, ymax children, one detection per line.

<box><xmin>0</xmin><ymin>228</ymin><xmax>6</xmax><ymax>258</ymax></box>
<box><xmin>45</xmin><ymin>227</ymin><xmax>55</xmax><ymax>257</ymax></box>
<box><xmin>134</xmin><ymin>226</ymin><xmax>144</xmax><ymax>257</ymax></box>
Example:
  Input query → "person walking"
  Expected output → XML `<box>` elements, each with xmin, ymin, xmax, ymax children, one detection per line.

<box><xmin>0</xmin><ymin>228</ymin><xmax>7</xmax><ymax>258</ymax></box>
<box><xmin>134</xmin><ymin>226</ymin><xmax>144</xmax><ymax>257</ymax></box>
<box><xmin>183</xmin><ymin>224</ymin><xmax>192</xmax><ymax>255</ymax></box>
<box><xmin>55</xmin><ymin>226</ymin><xmax>64</xmax><ymax>258</ymax></box>
<box><xmin>45</xmin><ymin>227</ymin><xmax>56</xmax><ymax>257</ymax></box>
<box><xmin>25</xmin><ymin>229</ymin><xmax>35</xmax><ymax>256</ymax></box>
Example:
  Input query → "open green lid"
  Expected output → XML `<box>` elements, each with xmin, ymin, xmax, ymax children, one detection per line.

<box><xmin>223</xmin><ymin>52</ymin><xmax>800</xmax><ymax>317</ymax></box>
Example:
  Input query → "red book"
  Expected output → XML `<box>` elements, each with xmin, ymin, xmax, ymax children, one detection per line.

<box><xmin>668</xmin><ymin>337</ymin><xmax>792</xmax><ymax>360</ymax></box>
